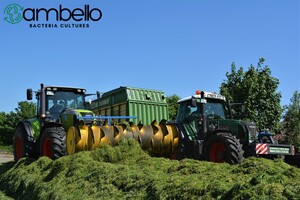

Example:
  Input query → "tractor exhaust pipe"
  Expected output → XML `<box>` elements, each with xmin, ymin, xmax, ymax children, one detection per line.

<box><xmin>40</xmin><ymin>83</ymin><xmax>46</xmax><ymax>118</ymax></box>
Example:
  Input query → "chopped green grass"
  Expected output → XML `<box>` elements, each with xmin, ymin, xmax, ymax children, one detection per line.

<box><xmin>0</xmin><ymin>139</ymin><xmax>299</xmax><ymax>199</ymax></box>
<box><xmin>0</xmin><ymin>190</ymin><xmax>12</xmax><ymax>200</ymax></box>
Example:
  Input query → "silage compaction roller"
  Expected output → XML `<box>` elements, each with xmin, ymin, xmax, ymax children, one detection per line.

<box><xmin>65</xmin><ymin>117</ymin><xmax>179</xmax><ymax>157</ymax></box>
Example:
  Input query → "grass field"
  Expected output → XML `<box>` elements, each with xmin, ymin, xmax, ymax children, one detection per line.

<box><xmin>0</xmin><ymin>139</ymin><xmax>299</xmax><ymax>199</ymax></box>
<box><xmin>0</xmin><ymin>145</ymin><xmax>13</xmax><ymax>153</ymax></box>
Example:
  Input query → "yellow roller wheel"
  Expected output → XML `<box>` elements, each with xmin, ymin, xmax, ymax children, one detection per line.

<box><xmin>76</xmin><ymin>125</ymin><xmax>89</xmax><ymax>151</ymax></box>
<box><xmin>91</xmin><ymin>126</ymin><xmax>101</xmax><ymax>149</ymax></box>
<box><xmin>130</xmin><ymin>123</ymin><xmax>140</xmax><ymax>140</ymax></box>
<box><xmin>99</xmin><ymin>129</ymin><xmax>110</xmax><ymax>145</ymax></box>
<box><xmin>87</xmin><ymin>126</ymin><xmax>94</xmax><ymax>150</ymax></box>
<box><xmin>139</xmin><ymin>125</ymin><xmax>153</xmax><ymax>150</ymax></box>
<box><xmin>100</xmin><ymin>126</ymin><xmax>115</xmax><ymax>145</ymax></box>
<box><xmin>151</xmin><ymin>121</ymin><xmax>163</xmax><ymax>154</ymax></box>
<box><xmin>168</xmin><ymin>124</ymin><xmax>179</xmax><ymax>151</ymax></box>
<box><xmin>66</xmin><ymin>126</ymin><xmax>76</xmax><ymax>155</ymax></box>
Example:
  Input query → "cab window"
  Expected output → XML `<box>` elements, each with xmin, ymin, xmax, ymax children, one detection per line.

<box><xmin>204</xmin><ymin>102</ymin><xmax>226</xmax><ymax>119</ymax></box>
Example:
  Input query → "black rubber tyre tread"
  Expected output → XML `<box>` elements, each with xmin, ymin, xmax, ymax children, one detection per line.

<box><xmin>13</xmin><ymin>123</ymin><xmax>36</xmax><ymax>162</ymax></box>
<box><xmin>203</xmin><ymin>132</ymin><xmax>244</xmax><ymax>164</ymax></box>
<box><xmin>40</xmin><ymin>127</ymin><xmax>66</xmax><ymax>159</ymax></box>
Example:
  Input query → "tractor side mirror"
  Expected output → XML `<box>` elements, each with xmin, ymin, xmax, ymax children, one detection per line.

<box><xmin>27</xmin><ymin>89</ymin><xmax>33</xmax><ymax>100</ymax></box>
<box><xmin>191</xmin><ymin>98</ymin><xmax>197</xmax><ymax>107</ymax></box>
<box><xmin>191</xmin><ymin>97</ymin><xmax>203</xmax><ymax>107</ymax></box>
<box><xmin>96</xmin><ymin>91</ymin><xmax>101</xmax><ymax>99</ymax></box>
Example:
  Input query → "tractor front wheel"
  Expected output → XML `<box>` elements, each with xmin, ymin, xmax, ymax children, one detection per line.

<box><xmin>203</xmin><ymin>132</ymin><xmax>244</xmax><ymax>164</ymax></box>
<box><xmin>13</xmin><ymin>123</ymin><xmax>35</xmax><ymax>162</ymax></box>
<box><xmin>40</xmin><ymin>127</ymin><xmax>66</xmax><ymax>159</ymax></box>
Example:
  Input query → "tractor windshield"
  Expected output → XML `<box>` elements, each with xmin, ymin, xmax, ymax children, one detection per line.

<box><xmin>204</xmin><ymin>100</ymin><xmax>229</xmax><ymax>120</ymax></box>
<box><xmin>46</xmin><ymin>91</ymin><xmax>85</xmax><ymax>118</ymax></box>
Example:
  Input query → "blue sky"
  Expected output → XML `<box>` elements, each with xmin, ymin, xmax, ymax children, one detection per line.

<box><xmin>0</xmin><ymin>0</ymin><xmax>299</xmax><ymax>113</ymax></box>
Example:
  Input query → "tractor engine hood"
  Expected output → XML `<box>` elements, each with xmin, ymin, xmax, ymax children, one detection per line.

<box><xmin>60</xmin><ymin>109</ymin><xmax>95</xmax><ymax>131</ymax></box>
<box><xmin>63</xmin><ymin>108</ymin><xmax>94</xmax><ymax>118</ymax></box>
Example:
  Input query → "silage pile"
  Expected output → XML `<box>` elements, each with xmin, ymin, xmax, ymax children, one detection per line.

<box><xmin>0</xmin><ymin>139</ymin><xmax>300</xmax><ymax>199</ymax></box>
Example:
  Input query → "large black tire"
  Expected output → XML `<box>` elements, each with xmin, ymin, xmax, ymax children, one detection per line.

<box><xmin>40</xmin><ymin>127</ymin><xmax>66</xmax><ymax>159</ymax></box>
<box><xmin>13</xmin><ymin>123</ymin><xmax>36</xmax><ymax>162</ymax></box>
<box><xmin>203</xmin><ymin>132</ymin><xmax>244</xmax><ymax>164</ymax></box>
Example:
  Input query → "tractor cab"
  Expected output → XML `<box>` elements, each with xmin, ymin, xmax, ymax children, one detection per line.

<box><xmin>27</xmin><ymin>84</ymin><xmax>94</xmax><ymax>125</ymax></box>
<box><xmin>175</xmin><ymin>90</ymin><xmax>231</xmax><ymax>140</ymax></box>
<box><xmin>43</xmin><ymin>87</ymin><xmax>86</xmax><ymax>120</ymax></box>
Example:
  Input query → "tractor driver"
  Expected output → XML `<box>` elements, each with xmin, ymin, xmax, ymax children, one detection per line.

<box><xmin>49</xmin><ymin>99</ymin><xmax>64</xmax><ymax>114</ymax></box>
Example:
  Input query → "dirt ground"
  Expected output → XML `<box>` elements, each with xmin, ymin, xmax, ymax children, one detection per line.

<box><xmin>0</xmin><ymin>152</ymin><xmax>13</xmax><ymax>164</ymax></box>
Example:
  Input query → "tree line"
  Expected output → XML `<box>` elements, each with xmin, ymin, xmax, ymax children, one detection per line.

<box><xmin>0</xmin><ymin>102</ymin><xmax>36</xmax><ymax>146</ymax></box>
<box><xmin>0</xmin><ymin>58</ymin><xmax>299</xmax><ymax>149</ymax></box>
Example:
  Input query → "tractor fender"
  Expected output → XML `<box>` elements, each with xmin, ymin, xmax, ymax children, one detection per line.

<box><xmin>39</xmin><ymin>122</ymin><xmax>63</xmax><ymax>140</ymax></box>
<box><xmin>14</xmin><ymin>121</ymin><xmax>38</xmax><ymax>160</ymax></box>
<box><xmin>204</xmin><ymin>129</ymin><xmax>230</xmax><ymax>139</ymax></box>
<box><xmin>214</xmin><ymin>128</ymin><xmax>231</xmax><ymax>133</ymax></box>
<box><xmin>207</xmin><ymin>129</ymin><xmax>241</xmax><ymax>141</ymax></box>
<box><xmin>37</xmin><ymin>122</ymin><xmax>64</xmax><ymax>154</ymax></box>
<box><xmin>17</xmin><ymin>121</ymin><xmax>35</xmax><ymax>142</ymax></box>
<box><xmin>204</xmin><ymin>129</ymin><xmax>243</xmax><ymax>148</ymax></box>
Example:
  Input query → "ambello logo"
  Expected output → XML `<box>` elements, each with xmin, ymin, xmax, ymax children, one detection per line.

<box><xmin>3</xmin><ymin>3</ymin><xmax>102</xmax><ymax>28</ymax></box>
<box><xmin>4</xmin><ymin>4</ymin><xmax>24</xmax><ymax>24</ymax></box>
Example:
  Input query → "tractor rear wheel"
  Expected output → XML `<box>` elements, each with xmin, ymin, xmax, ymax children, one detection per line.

<box><xmin>13</xmin><ymin>123</ymin><xmax>35</xmax><ymax>162</ymax></box>
<box><xmin>203</xmin><ymin>132</ymin><xmax>244</xmax><ymax>164</ymax></box>
<box><xmin>40</xmin><ymin>127</ymin><xmax>66</xmax><ymax>159</ymax></box>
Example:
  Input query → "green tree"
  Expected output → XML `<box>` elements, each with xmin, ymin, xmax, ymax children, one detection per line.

<box><xmin>0</xmin><ymin>101</ymin><xmax>36</xmax><ymax>146</ymax></box>
<box><xmin>0</xmin><ymin>112</ymin><xmax>7</xmax><ymax>145</ymax></box>
<box><xmin>220</xmin><ymin>58</ymin><xmax>282</xmax><ymax>132</ymax></box>
<box><xmin>0</xmin><ymin>112</ymin><xmax>18</xmax><ymax>145</ymax></box>
<box><xmin>14</xmin><ymin>101</ymin><xmax>36</xmax><ymax>121</ymax></box>
<box><xmin>282</xmin><ymin>91</ymin><xmax>300</xmax><ymax>147</ymax></box>
<box><xmin>166</xmin><ymin>94</ymin><xmax>181</xmax><ymax>121</ymax></box>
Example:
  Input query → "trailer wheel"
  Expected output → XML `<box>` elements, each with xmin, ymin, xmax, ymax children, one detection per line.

<box><xmin>40</xmin><ymin>127</ymin><xmax>66</xmax><ymax>159</ymax></box>
<box><xmin>203</xmin><ymin>132</ymin><xmax>244</xmax><ymax>164</ymax></box>
<box><xmin>13</xmin><ymin>123</ymin><xmax>35</xmax><ymax>162</ymax></box>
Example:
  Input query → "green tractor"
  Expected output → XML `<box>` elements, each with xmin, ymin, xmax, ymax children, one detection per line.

<box><xmin>170</xmin><ymin>90</ymin><xmax>294</xmax><ymax>164</ymax></box>
<box><xmin>13</xmin><ymin>84</ymin><xmax>94</xmax><ymax>161</ymax></box>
